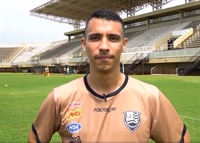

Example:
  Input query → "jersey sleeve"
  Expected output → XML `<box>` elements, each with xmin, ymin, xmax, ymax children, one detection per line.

<box><xmin>150</xmin><ymin>90</ymin><xmax>186</xmax><ymax>143</ymax></box>
<box><xmin>32</xmin><ymin>91</ymin><xmax>61</xmax><ymax>143</ymax></box>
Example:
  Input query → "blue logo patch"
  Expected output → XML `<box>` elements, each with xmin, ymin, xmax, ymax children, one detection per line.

<box><xmin>67</xmin><ymin>121</ymin><xmax>82</xmax><ymax>133</ymax></box>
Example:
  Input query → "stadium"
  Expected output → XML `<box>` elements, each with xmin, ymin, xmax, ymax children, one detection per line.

<box><xmin>0</xmin><ymin>0</ymin><xmax>200</xmax><ymax>142</ymax></box>
<box><xmin>0</xmin><ymin>0</ymin><xmax>200</xmax><ymax>75</ymax></box>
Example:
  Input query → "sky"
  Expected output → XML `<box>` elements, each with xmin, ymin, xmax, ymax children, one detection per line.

<box><xmin>0</xmin><ymin>0</ymin><xmax>186</xmax><ymax>44</ymax></box>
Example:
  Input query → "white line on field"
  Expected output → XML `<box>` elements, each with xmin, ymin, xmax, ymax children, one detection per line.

<box><xmin>180</xmin><ymin>115</ymin><xmax>200</xmax><ymax>121</ymax></box>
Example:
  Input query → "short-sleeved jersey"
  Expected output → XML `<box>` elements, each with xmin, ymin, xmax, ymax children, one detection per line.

<box><xmin>32</xmin><ymin>74</ymin><xmax>186</xmax><ymax>143</ymax></box>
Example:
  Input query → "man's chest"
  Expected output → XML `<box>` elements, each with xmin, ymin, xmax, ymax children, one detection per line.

<box><xmin>58</xmin><ymin>97</ymin><xmax>151</xmax><ymax>143</ymax></box>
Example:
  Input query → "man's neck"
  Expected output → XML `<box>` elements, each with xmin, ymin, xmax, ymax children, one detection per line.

<box><xmin>87</xmin><ymin>69</ymin><xmax>125</xmax><ymax>95</ymax></box>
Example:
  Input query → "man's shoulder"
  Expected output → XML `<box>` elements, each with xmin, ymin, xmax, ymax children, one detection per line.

<box><xmin>58</xmin><ymin>77</ymin><xmax>83</xmax><ymax>88</ymax></box>
<box><xmin>53</xmin><ymin>77</ymin><xmax>85</xmax><ymax>100</ymax></box>
<box><xmin>127</xmin><ymin>76</ymin><xmax>159</xmax><ymax>95</ymax></box>
<box><xmin>128</xmin><ymin>76</ymin><xmax>155</xmax><ymax>86</ymax></box>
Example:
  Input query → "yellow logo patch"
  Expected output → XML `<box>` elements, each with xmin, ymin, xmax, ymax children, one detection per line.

<box><xmin>67</xmin><ymin>109</ymin><xmax>82</xmax><ymax>120</ymax></box>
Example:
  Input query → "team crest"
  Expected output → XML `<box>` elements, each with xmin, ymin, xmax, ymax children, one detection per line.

<box><xmin>123</xmin><ymin>111</ymin><xmax>141</xmax><ymax>132</ymax></box>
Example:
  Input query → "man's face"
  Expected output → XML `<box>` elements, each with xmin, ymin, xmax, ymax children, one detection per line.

<box><xmin>82</xmin><ymin>18</ymin><xmax>127</xmax><ymax>73</ymax></box>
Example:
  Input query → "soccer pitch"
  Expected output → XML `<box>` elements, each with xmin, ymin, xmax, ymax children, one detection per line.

<box><xmin>0</xmin><ymin>73</ymin><xmax>199</xmax><ymax>142</ymax></box>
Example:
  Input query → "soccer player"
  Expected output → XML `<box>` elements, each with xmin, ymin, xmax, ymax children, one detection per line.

<box><xmin>63</xmin><ymin>66</ymin><xmax>67</xmax><ymax>75</ymax></box>
<box><xmin>44</xmin><ymin>66</ymin><xmax>49</xmax><ymax>77</ymax></box>
<box><xmin>28</xmin><ymin>9</ymin><xmax>190</xmax><ymax>143</ymax></box>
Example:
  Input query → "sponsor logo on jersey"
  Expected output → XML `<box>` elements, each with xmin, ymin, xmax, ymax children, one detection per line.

<box><xmin>66</xmin><ymin>121</ymin><xmax>82</xmax><ymax>133</ymax></box>
<box><xmin>68</xmin><ymin>102</ymin><xmax>83</xmax><ymax>108</ymax></box>
<box><xmin>123</xmin><ymin>111</ymin><xmax>141</xmax><ymax>132</ymax></box>
<box><xmin>67</xmin><ymin>109</ymin><xmax>82</xmax><ymax>120</ymax></box>
<box><xmin>69</xmin><ymin>136</ymin><xmax>82</xmax><ymax>143</ymax></box>
<box><xmin>94</xmin><ymin>107</ymin><xmax>116</xmax><ymax>113</ymax></box>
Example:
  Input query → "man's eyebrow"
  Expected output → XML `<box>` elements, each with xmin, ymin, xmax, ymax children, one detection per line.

<box><xmin>88</xmin><ymin>33</ymin><xmax>122</xmax><ymax>38</ymax></box>
<box><xmin>108</xmin><ymin>34</ymin><xmax>121</xmax><ymax>37</ymax></box>
<box><xmin>88</xmin><ymin>33</ymin><xmax>101</xmax><ymax>37</ymax></box>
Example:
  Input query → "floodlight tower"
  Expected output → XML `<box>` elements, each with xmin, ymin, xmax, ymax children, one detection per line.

<box><xmin>151</xmin><ymin>0</ymin><xmax>175</xmax><ymax>11</ymax></box>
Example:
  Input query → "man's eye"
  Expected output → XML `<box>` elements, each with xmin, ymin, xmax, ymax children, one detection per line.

<box><xmin>89</xmin><ymin>37</ymin><xmax>99</xmax><ymax>41</ymax></box>
<box><xmin>109</xmin><ymin>37</ymin><xmax>119</xmax><ymax>41</ymax></box>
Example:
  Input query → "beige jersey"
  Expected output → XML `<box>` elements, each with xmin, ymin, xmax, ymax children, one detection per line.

<box><xmin>32</xmin><ymin>74</ymin><xmax>186</xmax><ymax>143</ymax></box>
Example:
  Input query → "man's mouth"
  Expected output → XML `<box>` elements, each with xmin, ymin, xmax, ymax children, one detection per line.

<box><xmin>96</xmin><ymin>55</ymin><xmax>113</xmax><ymax>61</ymax></box>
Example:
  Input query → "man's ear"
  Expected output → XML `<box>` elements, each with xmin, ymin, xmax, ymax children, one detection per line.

<box><xmin>81</xmin><ymin>37</ymin><xmax>86</xmax><ymax>51</ymax></box>
<box><xmin>122</xmin><ymin>38</ymin><xmax>128</xmax><ymax>52</ymax></box>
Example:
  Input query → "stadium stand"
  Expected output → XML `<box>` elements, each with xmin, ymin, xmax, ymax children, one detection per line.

<box><xmin>72</xmin><ymin>48</ymin><xmax>84</xmax><ymax>58</ymax></box>
<box><xmin>6</xmin><ymin>47</ymin><xmax>24</xmax><ymax>63</ymax></box>
<box><xmin>37</xmin><ymin>41</ymin><xmax>81</xmax><ymax>60</ymax></box>
<box><xmin>0</xmin><ymin>47</ymin><xmax>19</xmax><ymax>63</ymax></box>
<box><xmin>12</xmin><ymin>43</ymin><xmax>52</xmax><ymax>63</ymax></box>
<box><xmin>183</xmin><ymin>20</ymin><xmax>200</xmax><ymax>29</ymax></box>
<box><xmin>125</xmin><ymin>30</ymin><xmax>146</xmax><ymax>40</ymax></box>
<box><xmin>126</xmin><ymin>22</ymin><xmax>190</xmax><ymax>52</ymax></box>
<box><xmin>182</xmin><ymin>22</ymin><xmax>200</xmax><ymax>48</ymax></box>
<box><xmin>1</xmin><ymin>0</ymin><xmax>200</xmax><ymax>75</ymax></box>
<box><xmin>57</xmin><ymin>45</ymin><xmax>83</xmax><ymax>59</ymax></box>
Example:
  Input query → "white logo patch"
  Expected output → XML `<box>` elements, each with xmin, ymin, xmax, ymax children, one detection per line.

<box><xmin>123</xmin><ymin>111</ymin><xmax>141</xmax><ymax>132</ymax></box>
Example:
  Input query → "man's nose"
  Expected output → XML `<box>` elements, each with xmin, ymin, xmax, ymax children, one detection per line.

<box><xmin>99</xmin><ymin>37</ymin><xmax>110</xmax><ymax>52</ymax></box>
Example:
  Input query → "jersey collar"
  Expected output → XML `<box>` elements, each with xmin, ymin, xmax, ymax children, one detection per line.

<box><xmin>84</xmin><ymin>74</ymin><xmax>129</xmax><ymax>101</ymax></box>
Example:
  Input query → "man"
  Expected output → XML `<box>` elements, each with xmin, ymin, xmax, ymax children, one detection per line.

<box><xmin>28</xmin><ymin>9</ymin><xmax>190</xmax><ymax>143</ymax></box>
<box><xmin>44</xmin><ymin>66</ymin><xmax>49</xmax><ymax>77</ymax></box>
<box><xmin>63</xmin><ymin>66</ymin><xmax>67</xmax><ymax>75</ymax></box>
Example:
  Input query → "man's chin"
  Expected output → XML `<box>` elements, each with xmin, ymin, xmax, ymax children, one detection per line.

<box><xmin>96</xmin><ymin>65</ymin><xmax>113</xmax><ymax>73</ymax></box>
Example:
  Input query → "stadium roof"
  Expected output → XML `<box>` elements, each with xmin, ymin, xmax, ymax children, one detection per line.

<box><xmin>64</xmin><ymin>0</ymin><xmax>200</xmax><ymax>36</ymax></box>
<box><xmin>30</xmin><ymin>0</ymin><xmax>174</xmax><ymax>27</ymax></box>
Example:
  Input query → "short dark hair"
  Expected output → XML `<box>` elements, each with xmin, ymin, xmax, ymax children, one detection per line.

<box><xmin>84</xmin><ymin>9</ymin><xmax>125</xmax><ymax>37</ymax></box>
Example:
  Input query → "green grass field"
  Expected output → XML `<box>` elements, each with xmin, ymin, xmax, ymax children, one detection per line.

<box><xmin>0</xmin><ymin>73</ymin><xmax>199</xmax><ymax>142</ymax></box>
